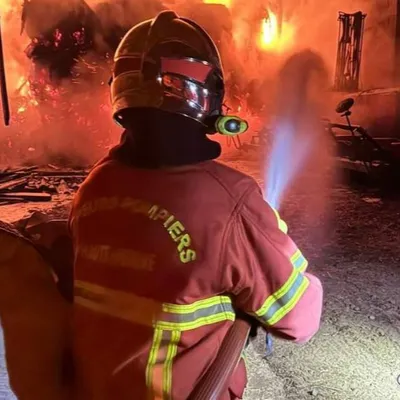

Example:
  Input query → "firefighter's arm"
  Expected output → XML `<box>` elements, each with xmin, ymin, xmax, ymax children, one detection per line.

<box><xmin>223</xmin><ymin>185</ymin><xmax>323</xmax><ymax>344</ymax></box>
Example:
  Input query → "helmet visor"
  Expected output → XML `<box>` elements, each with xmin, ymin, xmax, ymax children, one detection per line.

<box><xmin>159</xmin><ymin>57</ymin><xmax>223</xmax><ymax>118</ymax></box>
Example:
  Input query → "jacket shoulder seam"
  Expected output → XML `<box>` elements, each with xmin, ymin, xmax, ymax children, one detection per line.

<box><xmin>201</xmin><ymin>164</ymin><xmax>255</xmax><ymax>201</ymax></box>
<box><xmin>217</xmin><ymin>182</ymin><xmax>258</xmax><ymax>290</ymax></box>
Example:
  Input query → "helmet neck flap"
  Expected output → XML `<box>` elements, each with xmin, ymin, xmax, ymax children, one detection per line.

<box><xmin>108</xmin><ymin>108</ymin><xmax>222</xmax><ymax>169</ymax></box>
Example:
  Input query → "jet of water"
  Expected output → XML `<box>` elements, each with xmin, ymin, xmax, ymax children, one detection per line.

<box><xmin>263</xmin><ymin>49</ymin><xmax>327</xmax><ymax>211</ymax></box>
<box><xmin>265</xmin><ymin>119</ymin><xmax>313</xmax><ymax>210</ymax></box>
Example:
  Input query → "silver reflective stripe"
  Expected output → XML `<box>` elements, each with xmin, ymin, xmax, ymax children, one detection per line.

<box><xmin>74</xmin><ymin>280</ymin><xmax>235</xmax><ymax>331</ymax></box>
<box><xmin>255</xmin><ymin>270</ymin><xmax>309</xmax><ymax>326</ymax></box>
<box><xmin>290</xmin><ymin>249</ymin><xmax>308</xmax><ymax>272</ymax></box>
<box><xmin>161</xmin><ymin>302</ymin><xmax>235</xmax><ymax>324</ymax></box>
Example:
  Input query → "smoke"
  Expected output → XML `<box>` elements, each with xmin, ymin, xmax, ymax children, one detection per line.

<box><xmin>265</xmin><ymin>49</ymin><xmax>331</xmax><ymax>210</ymax></box>
<box><xmin>284</xmin><ymin>0</ymin><xmax>393</xmax><ymax>88</ymax></box>
<box><xmin>0</xmin><ymin>0</ymin><xmax>395</xmax><ymax>167</ymax></box>
<box><xmin>0</xmin><ymin>0</ymin><xmax>176</xmax><ymax>166</ymax></box>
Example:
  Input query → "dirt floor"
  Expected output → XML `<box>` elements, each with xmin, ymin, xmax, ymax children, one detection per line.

<box><xmin>0</xmin><ymin>152</ymin><xmax>399</xmax><ymax>400</ymax></box>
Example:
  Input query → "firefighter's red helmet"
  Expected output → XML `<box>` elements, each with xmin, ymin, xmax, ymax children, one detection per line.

<box><xmin>110</xmin><ymin>10</ymin><xmax>225</xmax><ymax>127</ymax></box>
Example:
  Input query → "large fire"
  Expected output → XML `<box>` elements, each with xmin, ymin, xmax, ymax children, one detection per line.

<box><xmin>201</xmin><ymin>1</ymin><xmax>294</xmax><ymax>53</ymax></box>
<box><xmin>258</xmin><ymin>9</ymin><xmax>294</xmax><ymax>53</ymax></box>
<box><xmin>0</xmin><ymin>0</ymin><xmax>300</xmax><ymax>164</ymax></box>
<box><xmin>260</xmin><ymin>10</ymin><xmax>279</xmax><ymax>48</ymax></box>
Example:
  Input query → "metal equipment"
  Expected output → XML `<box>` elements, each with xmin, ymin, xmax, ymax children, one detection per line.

<box><xmin>224</xmin><ymin>124</ymin><xmax>271</xmax><ymax>152</ymax></box>
<box><xmin>334</xmin><ymin>11</ymin><xmax>366</xmax><ymax>92</ymax></box>
<box><xmin>325</xmin><ymin>97</ymin><xmax>400</xmax><ymax>181</ymax></box>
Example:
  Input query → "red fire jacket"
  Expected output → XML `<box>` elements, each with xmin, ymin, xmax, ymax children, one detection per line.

<box><xmin>69</xmin><ymin>159</ymin><xmax>323</xmax><ymax>400</ymax></box>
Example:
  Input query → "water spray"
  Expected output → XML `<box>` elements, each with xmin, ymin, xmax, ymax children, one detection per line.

<box><xmin>262</xmin><ymin>50</ymin><xmax>327</xmax><ymax>357</ymax></box>
<box><xmin>265</xmin><ymin>120</ymin><xmax>313</xmax><ymax>211</ymax></box>
<box><xmin>263</xmin><ymin>50</ymin><xmax>327</xmax><ymax>213</ymax></box>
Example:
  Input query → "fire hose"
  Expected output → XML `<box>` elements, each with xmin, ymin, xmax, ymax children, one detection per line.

<box><xmin>189</xmin><ymin>317</ymin><xmax>251</xmax><ymax>400</ymax></box>
<box><xmin>188</xmin><ymin>310</ymin><xmax>275</xmax><ymax>400</ymax></box>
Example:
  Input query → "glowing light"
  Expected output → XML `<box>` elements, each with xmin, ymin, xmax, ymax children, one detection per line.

<box><xmin>260</xmin><ymin>11</ymin><xmax>279</xmax><ymax>47</ymax></box>
<box><xmin>265</xmin><ymin>121</ymin><xmax>312</xmax><ymax>210</ymax></box>
<box><xmin>203</xmin><ymin>0</ymin><xmax>231</xmax><ymax>7</ymax></box>
<box><xmin>0</xmin><ymin>0</ymin><xmax>19</xmax><ymax>14</ymax></box>
<box><xmin>258</xmin><ymin>9</ymin><xmax>295</xmax><ymax>53</ymax></box>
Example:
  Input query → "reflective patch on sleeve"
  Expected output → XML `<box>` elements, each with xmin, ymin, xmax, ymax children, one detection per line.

<box><xmin>254</xmin><ymin>269</ymin><xmax>310</xmax><ymax>326</ymax></box>
<box><xmin>290</xmin><ymin>249</ymin><xmax>308</xmax><ymax>273</ymax></box>
<box><xmin>159</xmin><ymin>296</ymin><xmax>235</xmax><ymax>330</ymax></box>
<box><xmin>271</xmin><ymin>208</ymin><xmax>288</xmax><ymax>234</ymax></box>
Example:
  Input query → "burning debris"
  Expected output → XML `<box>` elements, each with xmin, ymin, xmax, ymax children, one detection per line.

<box><xmin>0</xmin><ymin>165</ymin><xmax>87</xmax><ymax>205</ymax></box>
<box><xmin>22</xmin><ymin>0</ymin><xmax>98</xmax><ymax>83</ymax></box>
<box><xmin>0</xmin><ymin>0</ymin><xmax>394</xmax><ymax>189</ymax></box>
<box><xmin>6</xmin><ymin>0</ymin><xmax>295</xmax><ymax>116</ymax></box>
<box><xmin>0</xmin><ymin>0</ymin><xmax>301</xmax><ymax>167</ymax></box>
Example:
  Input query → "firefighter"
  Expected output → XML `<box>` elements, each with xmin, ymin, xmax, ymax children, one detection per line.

<box><xmin>69</xmin><ymin>10</ymin><xmax>323</xmax><ymax>400</ymax></box>
<box><xmin>0</xmin><ymin>221</ymin><xmax>71</xmax><ymax>400</ymax></box>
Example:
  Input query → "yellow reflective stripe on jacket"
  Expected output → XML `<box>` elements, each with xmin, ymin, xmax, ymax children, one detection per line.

<box><xmin>146</xmin><ymin>328</ymin><xmax>163</xmax><ymax>393</ymax></box>
<box><xmin>159</xmin><ymin>296</ymin><xmax>235</xmax><ymax>330</ymax></box>
<box><xmin>271</xmin><ymin>208</ymin><xmax>308</xmax><ymax>272</ymax></box>
<box><xmin>146</xmin><ymin>328</ymin><xmax>181</xmax><ymax>400</ymax></box>
<box><xmin>74</xmin><ymin>280</ymin><xmax>235</xmax><ymax>331</ymax></box>
<box><xmin>163</xmin><ymin>330</ymin><xmax>180</xmax><ymax>398</ymax></box>
<box><xmin>290</xmin><ymin>249</ymin><xmax>308</xmax><ymax>273</ymax></box>
<box><xmin>272</xmin><ymin>208</ymin><xmax>288</xmax><ymax>234</ymax></box>
<box><xmin>254</xmin><ymin>267</ymin><xmax>310</xmax><ymax>326</ymax></box>
<box><xmin>75</xmin><ymin>280</ymin><xmax>235</xmax><ymax>400</ymax></box>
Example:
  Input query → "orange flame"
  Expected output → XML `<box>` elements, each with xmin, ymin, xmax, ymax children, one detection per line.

<box><xmin>0</xmin><ymin>0</ymin><xmax>19</xmax><ymax>14</ymax></box>
<box><xmin>258</xmin><ymin>9</ymin><xmax>294</xmax><ymax>53</ymax></box>
<box><xmin>260</xmin><ymin>11</ymin><xmax>279</xmax><ymax>48</ymax></box>
<box><xmin>203</xmin><ymin>0</ymin><xmax>231</xmax><ymax>7</ymax></box>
